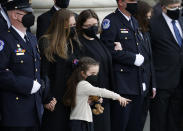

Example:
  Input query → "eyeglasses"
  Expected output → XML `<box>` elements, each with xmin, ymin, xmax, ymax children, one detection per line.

<box><xmin>82</xmin><ymin>23</ymin><xmax>98</xmax><ymax>28</ymax></box>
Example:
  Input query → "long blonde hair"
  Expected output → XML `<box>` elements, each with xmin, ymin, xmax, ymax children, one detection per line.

<box><xmin>42</xmin><ymin>9</ymin><xmax>74</xmax><ymax>62</ymax></box>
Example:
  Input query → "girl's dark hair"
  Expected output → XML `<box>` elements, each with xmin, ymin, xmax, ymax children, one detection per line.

<box><xmin>76</xmin><ymin>9</ymin><xmax>100</xmax><ymax>35</ymax></box>
<box><xmin>63</xmin><ymin>57</ymin><xmax>99</xmax><ymax>108</ymax></box>
<box><xmin>135</xmin><ymin>1</ymin><xmax>152</xmax><ymax>33</ymax></box>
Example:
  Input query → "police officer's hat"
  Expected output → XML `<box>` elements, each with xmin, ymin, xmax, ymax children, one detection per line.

<box><xmin>6</xmin><ymin>0</ymin><xmax>33</xmax><ymax>12</ymax></box>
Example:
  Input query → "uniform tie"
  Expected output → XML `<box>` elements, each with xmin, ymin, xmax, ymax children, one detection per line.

<box><xmin>24</xmin><ymin>35</ymin><xmax>29</xmax><ymax>43</ymax></box>
<box><xmin>129</xmin><ymin>19</ymin><xmax>134</xmax><ymax>30</ymax></box>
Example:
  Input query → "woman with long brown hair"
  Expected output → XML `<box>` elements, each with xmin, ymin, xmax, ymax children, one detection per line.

<box><xmin>76</xmin><ymin>9</ymin><xmax>114</xmax><ymax>131</ymax></box>
<box><xmin>39</xmin><ymin>9</ymin><xmax>81</xmax><ymax>131</ymax></box>
<box><xmin>134</xmin><ymin>1</ymin><xmax>156</xmax><ymax>130</ymax></box>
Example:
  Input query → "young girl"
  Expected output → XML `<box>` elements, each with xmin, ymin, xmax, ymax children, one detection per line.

<box><xmin>63</xmin><ymin>57</ymin><xmax>131</xmax><ymax>131</ymax></box>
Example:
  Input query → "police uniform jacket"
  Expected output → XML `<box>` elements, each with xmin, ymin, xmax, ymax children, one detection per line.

<box><xmin>100</xmin><ymin>9</ymin><xmax>144</xmax><ymax>95</ymax></box>
<box><xmin>0</xmin><ymin>27</ymin><xmax>43</xmax><ymax>127</ymax></box>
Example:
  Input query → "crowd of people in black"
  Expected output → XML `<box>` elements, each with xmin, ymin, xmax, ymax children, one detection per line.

<box><xmin>0</xmin><ymin>0</ymin><xmax>183</xmax><ymax>131</ymax></box>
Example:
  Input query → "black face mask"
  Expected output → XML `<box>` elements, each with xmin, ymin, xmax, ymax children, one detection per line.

<box><xmin>86</xmin><ymin>75</ymin><xmax>99</xmax><ymax>87</ymax></box>
<box><xmin>126</xmin><ymin>3</ymin><xmax>138</xmax><ymax>16</ymax></box>
<box><xmin>22</xmin><ymin>13</ymin><xmax>35</xmax><ymax>28</ymax></box>
<box><xmin>69</xmin><ymin>26</ymin><xmax>76</xmax><ymax>38</ymax></box>
<box><xmin>82</xmin><ymin>26</ymin><xmax>98</xmax><ymax>38</ymax></box>
<box><xmin>56</xmin><ymin>0</ymin><xmax>70</xmax><ymax>8</ymax></box>
<box><xmin>167</xmin><ymin>8</ymin><xmax>181</xmax><ymax>20</ymax></box>
<box><xmin>146</xmin><ymin>17</ymin><xmax>151</xmax><ymax>25</ymax></box>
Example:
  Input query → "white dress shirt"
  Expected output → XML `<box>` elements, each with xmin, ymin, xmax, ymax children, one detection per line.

<box><xmin>162</xmin><ymin>12</ymin><xmax>183</xmax><ymax>44</ymax></box>
<box><xmin>118</xmin><ymin>8</ymin><xmax>131</xmax><ymax>21</ymax></box>
<box><xmin>70</xmin><ymin>80</ymin><xmax>121</xmax><ymax>122</ymax></box>
<box><xmin>12</xmin><ymin>26</ymin><xmax>26</xmax><ymax>41</ymax></box>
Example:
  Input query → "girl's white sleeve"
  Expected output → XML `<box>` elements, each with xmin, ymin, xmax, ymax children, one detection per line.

<box><xmin>77</xmin><ymin>81</ymin><xmax>121</xmax><ymax>100</ymax></box>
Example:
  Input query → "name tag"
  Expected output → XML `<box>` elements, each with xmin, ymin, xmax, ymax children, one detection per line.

<box><xmin>121</xmin><ymin>31</ymin><xmax>128</xmax><ymax>34</ymax></box>
<box><xmin>16</xmin><ymin>53</ymin><xmax>24</xmax><ymax>56</ymax></box>
<box><xmin>120</xmin><ymin>28</ymin><xmax>128</xmax><ymax>34</ymax></box>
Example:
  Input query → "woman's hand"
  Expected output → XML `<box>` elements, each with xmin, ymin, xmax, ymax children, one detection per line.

<box><xmin>118</xmin><ymin>97</ymin><xmax>131</xmax><ymax>107</ymax></box>
<box><xmin>44</xmin><ymin>97</ymin><xmax>57</xmax><ymax>112</ymax></box>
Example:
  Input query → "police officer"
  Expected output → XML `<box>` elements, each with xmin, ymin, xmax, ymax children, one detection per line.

<box><xmin>0</xmin><ymin>0</ymin><xmax>10</xmax><ymax>31</ymax></box>
<box><xmin>0</xmin><ymin>0</ymin><xmax>43</xmax><ymax>131</ymax></box>
<box><xmin>100</xmin><ymin>0</ymin><xmax>145</xmax><ymax>131</ymax></box>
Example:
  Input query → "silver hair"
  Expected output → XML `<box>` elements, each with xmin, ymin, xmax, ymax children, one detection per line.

<box><xmin>160</xmin><ymin>0</ymin><xmax>182</xmax><ymax>6</ymax></box>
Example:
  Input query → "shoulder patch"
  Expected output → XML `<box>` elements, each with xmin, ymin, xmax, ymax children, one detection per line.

<box><xmin>0</xmin><ymin>40</ymin><xmax>5</xmax><ymax>51</ymax></box>
<box><xmin>102</xmin><ymin>19</ymin><xmax>110</xmax><ymax>30</ymax></box>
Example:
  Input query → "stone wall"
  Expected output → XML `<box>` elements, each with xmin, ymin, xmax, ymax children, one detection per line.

<box><xmin>31</xmin><ymin>0</ymin><xmax>158</xmax><ymax>33</ymax></box>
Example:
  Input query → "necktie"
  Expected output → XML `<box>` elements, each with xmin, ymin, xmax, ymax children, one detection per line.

<box><xmin>129</xmin><ymin>19</ymin><xmax>134</xmax><ymax>30</ymax></box>
<box><xmin>24</xmin><ymin>35</ymin><xmax>34</xmax><ymax>54</ymax></box>
<box><xmin>172</xmin><ymin>20</ymin><xmax>182</xmax><ymax>47</ymax></box>
<box><xmin>24</xmin><ymin>35</ymin><xmax>29</xmax><ymax>43</ymax></box>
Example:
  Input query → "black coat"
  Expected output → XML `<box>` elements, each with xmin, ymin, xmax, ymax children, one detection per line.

<box><xmin>0</xmin><ymin>27</ymin><xmax>42</xmax><ymax>127</ymax></box>
<box><xmin>100</xmin><ymin>8</ymin><xmax>145</xmax><ymax>95</ymax></box>
<box><xmin>141</xmin><ymin>32</ymin><xmax>156</xmax><ymax>96</ymax></box>
<box><xmin>153</xmin><ymin>3</ymin><xmax>162</xmax><ymax>17</ymax></box>
<box><xmin>39</xmin><ymin>38</ymin><xmax>81</xmax><ymax>131</ymax></box>
<box><xmin>36</xmin><ymin>7</ymin><xmax>57</xmax><ymax>40</ymax></box>
<box><xmin>79</xmin><ymin>35</ymin><xmax>114</xmax><ymax>131</ymax></box>
<box><xmin>150</xmin><ymin>14</ymin><xmax>183</xmax><ymax>89</ymax></box>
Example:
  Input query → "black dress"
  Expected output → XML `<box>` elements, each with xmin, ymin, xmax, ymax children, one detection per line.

<box><xmin>39</xmin><ymin>38</ymin><xmax>81</xmax><ymax>131</ymax></box>
<box><xmin>79</xmin><ymin>35</ymin><xmax>114</xmax><ymax>131</ymax></box>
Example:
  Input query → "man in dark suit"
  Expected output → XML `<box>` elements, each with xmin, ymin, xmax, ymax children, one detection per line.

<box><xmin>0</xmin><ymin>0</ymin><xmax>10</xmax><ymax>31</ymax></box>
<box><xmin>150</xmin><ymin>0</ymin><xmax>183</xmax><ymax>131</ymax></box>
<box><xmin>0</xmin><ymin>0</ymin><xmax>43</xmax><ymax>131</ymax></box>
<box><xmin>36</xmin><ymin>0</ymin><xmax>71</xmax><ymax>40</ymax></box>
<box><xmin>100</xmin><ymin>0</ymin><xmax>145</xmax><ymax>131</ymax></box>
<box><xmin>153</xmin><ymin>0</ymin><xmax>163</xmax><ymax>17</ymax></box>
